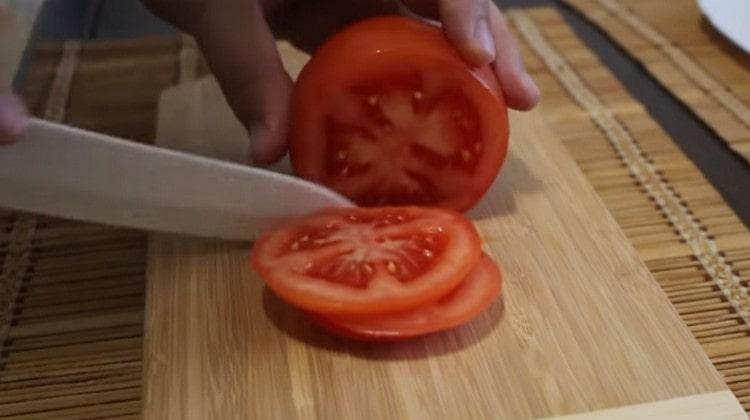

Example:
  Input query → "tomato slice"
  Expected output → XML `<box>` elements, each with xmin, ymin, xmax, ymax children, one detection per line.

<box><xmin>289</xmin><ymin>16</ymin><xmax>509</xmax><ymax>212</ymax></box>
<box><xmin>313</xmin><ymin>253</ymin><xmax>502</xmax><ymax>341</ymax></box>
<box><xmin>251</xmin><ymin>207</ymin><xmax>481</xmax><ymax>316</ymax></box>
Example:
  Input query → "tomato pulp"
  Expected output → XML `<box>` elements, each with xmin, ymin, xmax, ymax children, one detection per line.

<box><xmin>251</xmin><ymin>207</ymin><xmax>481</xmax><ymax>316</ymax></box>
<box><xmin>289</xmin><ymin>16</ymin><xmax>509</xmax><ymax>212</ymax></box>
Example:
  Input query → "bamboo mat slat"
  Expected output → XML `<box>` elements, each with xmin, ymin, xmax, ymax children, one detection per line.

<box><xmin>562</xmin><ymin>0</ymin><xmax>750</xmax><ymax>163</ymax></box>
<box><xmin>2</xmin><ymin>6</ymin><xmax>750</xmax><ymax>418</ymax></box>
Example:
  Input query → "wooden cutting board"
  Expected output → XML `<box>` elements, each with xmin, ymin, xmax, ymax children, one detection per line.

<box><xmin>142</xmin><ymin>44</ymin><xmax>742</xmax><ymax>419</ymax></box>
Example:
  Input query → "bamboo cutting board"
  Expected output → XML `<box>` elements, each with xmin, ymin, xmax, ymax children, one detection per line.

<box><xmin>142</xmin><ymin>44</ymin><xmax>741</xmax><ymax>419</ymax></box>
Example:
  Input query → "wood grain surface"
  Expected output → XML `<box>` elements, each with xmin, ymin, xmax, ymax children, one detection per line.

<box><xmin>143</xmin><ymin>44</ymin><xmax>735</xmax><ymax>419</ymax></box>
<box><xmin>545</xmin><ymin>390</ymin><xmax>744</xmax><ymax>419</ymax></box>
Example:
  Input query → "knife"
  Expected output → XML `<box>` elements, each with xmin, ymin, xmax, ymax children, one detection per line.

<box><xmin>0</xmin><ymin>118</ymin><xmax>353</xmax><ymax>241</ymax></box>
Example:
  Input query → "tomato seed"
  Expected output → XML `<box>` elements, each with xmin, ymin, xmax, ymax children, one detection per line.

<box><xmin>387</xmin><ymin>260</ymin><xmax>397</xmax><ymax>274</ymax></box>
<box><xmin>424</xmin><ymin>226</ymin><xmax>443</xmax><ymax>234</ymax></box>
<box><xmin>363</xmin><ymin>263</ymin><xmax>374</xmax><ymax>275</ymax></box>
<box><xmin>367</xmin><ymin>95</ymin><xmax>379</xmax><ymax>106</ymax></box>
<box><xmin>413</xmin><ymin>91</ymin><xmax>423</xmax><ymax>100</ymax></box>
<box><xmin>460</xmin><ymin>149</ymin><xmax>472</xmax><ymax>162</ymax></box>
<box><xmin>423</xmin><ymin>249</ymin><xmax>433</xmax><ymax>258</ymax></box>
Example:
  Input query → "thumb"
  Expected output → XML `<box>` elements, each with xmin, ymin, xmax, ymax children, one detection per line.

<box><xmin>193</xmin><ymin>1</ymin><xmax>293</xmax><ymax>164</ymax></box>
<box><xmin>400</xmin><ymin>0</ymin><xmax>495</xmax><ymax>67</ymax></box>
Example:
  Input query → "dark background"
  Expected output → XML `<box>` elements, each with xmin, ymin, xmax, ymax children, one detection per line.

<box><xmin>14</xmin><ymin>0</ymin><xmax>749</xmax><ymax>226</ymax></box>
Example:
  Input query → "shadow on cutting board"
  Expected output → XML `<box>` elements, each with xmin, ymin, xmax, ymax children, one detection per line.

<box><xmin>469</xmin><ymin>151</ymin><xmax>545</xmax><ymax>221</ymax></box>
<box><xmin>262</xmin><ymin>287</ymin><xmax>506</xmax><ymax>360</ymax></box>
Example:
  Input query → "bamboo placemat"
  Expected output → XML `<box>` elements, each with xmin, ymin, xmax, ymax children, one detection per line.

<box><xmin>2</xmin><ymin>6</ymin><xmax>750</xmax><ymax>417</ymax></box>
<box><xmin>562</xmin><ymin>0</ymin><xmax>750</xmax><ymax>163</ymax></box>
<box><xmin>508</xmin><ymin>7</ymin><xmax>750</xmax><ymax>411</ymax></box>
<box><xmin>0</xmin><ymin>38</ymin><xmax>186</xmax><ymax>419</ymax></box>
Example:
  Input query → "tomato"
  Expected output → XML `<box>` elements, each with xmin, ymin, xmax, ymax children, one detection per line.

<box><xmin>251</xmin><ymin>206</ymin><xmax>481</xmax><ymax>316</ymax></box>
<box><xmin>313</xmin><ymin>253</ymin><xmax>501</xmax><ymax>341</ymax></box>
<box><xmin>289</xmin><ymin>16</ymin><xmax>509</xmax><ymax>212</ymax></box>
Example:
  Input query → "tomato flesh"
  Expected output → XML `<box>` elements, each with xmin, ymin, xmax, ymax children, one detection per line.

<box><xmin>251</xmin><ymin>207</ymin><xmax>481</xmax><ymax>316</ymax></box>
<box><xmin>323</xmin><ymin>74</ymin><xmax>484</xmax><ymax>206</ymax></box>
<box><xmin>290</xmin><ymin>16</ymin><xmax>509</xmax><ymax>211</ymax></box>
<box><xmin>314</xmin><ymin>253</ymin><xmax>502</xmax><ymax>341</ymax></box>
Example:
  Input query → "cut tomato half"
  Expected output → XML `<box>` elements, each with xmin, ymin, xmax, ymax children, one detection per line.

<box><xmin>251</xmin><ymin>206</ymin><xmax>481</xmax><ymax>316</ymax></box>
<box><xmin>289</xmin><ymin>16</ymin><xmax>509</xmax><ymax>211</ymax></box>
<box><xmin>314</xmin><ymin>253</ymin><xmax>502</xmax><ymax>341</ymax></box>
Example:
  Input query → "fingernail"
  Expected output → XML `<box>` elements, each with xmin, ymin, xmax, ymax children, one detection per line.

<box><xmin>473</xmin><ymin>18</ymin><xmax>496</xmax><ymax>65</ymax></box>
<box><xmin>522</xmin><ymin>73</ymin><xmax>541</xmax><ymax>105</ymax></box>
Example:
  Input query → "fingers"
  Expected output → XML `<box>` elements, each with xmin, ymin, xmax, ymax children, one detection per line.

<box><xmin>488</xmin><ymin>5</ymin><xmax>539</xmax><ymax>111</ymax></box>
<box><xmin>196</xmin><ymin>1</ymin><xmax>293</xmax><ymax>164</ymax></box>
<box><xmin>399</xmin><ymin>0</ymin><xmax>539</xmax><ymax>110</ymax></box>
<box><xmin>147</xmin><ymin>0</ymin><xmax>293</xmax><ymax>164</ymax></box>
<box><xmin>401</xmin><ymin>0</ymin><xmax>495</xmax><ymax>66</ymax></box>
<box><xmin>0</xmin><ymin>91</ymin><xmax>29</xmax><ymax>145</ymax></box>
<box><xmin>208</xmin><ymin>2</ymin><xmax>294</xmax><ymax>164</ymax></box>
<box><xmin>438</xmin><ymin>0</ymin><xmax>495</xmax><ymax>66</ymax></box>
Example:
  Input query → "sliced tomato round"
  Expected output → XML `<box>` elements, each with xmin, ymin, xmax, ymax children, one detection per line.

<box><xmin>289</xmin><ymin>16</ymin><xmax>509</xmax><ymax>212</ymax></box>
<box><xmin>313</xmin><ymin>253</ymin><xmax>502</xmax><ymax>341</ymax></box>
<box><xmin>251</xmin><ymin>206</ymin><xmax>481</xmax><ymax>316</ymax></box>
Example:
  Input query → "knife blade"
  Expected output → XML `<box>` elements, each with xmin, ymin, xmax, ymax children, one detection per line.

<box><xmin>0</xmin><ymin>118</ymin><xmax>353</xmax><ymax>241</ymax></box>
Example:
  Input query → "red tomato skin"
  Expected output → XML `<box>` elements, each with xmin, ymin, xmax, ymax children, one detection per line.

<box><xmin>312</xmin><ymin>253</ymin><xmax>503</xmax><ymax>341</ymax></box>
<box><xmin>293</xmin><ymin>16</ymin><xmax>503</xmax><ymax>95</ymax></box>
<box><xmin>289</xmin><ymin>16</ymin><xmax>509</xmax><ymax>212</ymax></box>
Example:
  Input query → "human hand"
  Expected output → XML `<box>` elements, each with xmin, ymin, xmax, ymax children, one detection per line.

<box><xmin>396</xmin><ymin>0</ymin><xmax>539</xmax><ymax>109</ymax></box>
<box><xmin>142</xmin><ymin>0</ymin><xmax>539</xmax><ymax>165</ymax></box>
<box><xmin>0</xmin><ymin>91</ymin><xmax>29</xmax><ymax>145</ymax></box>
